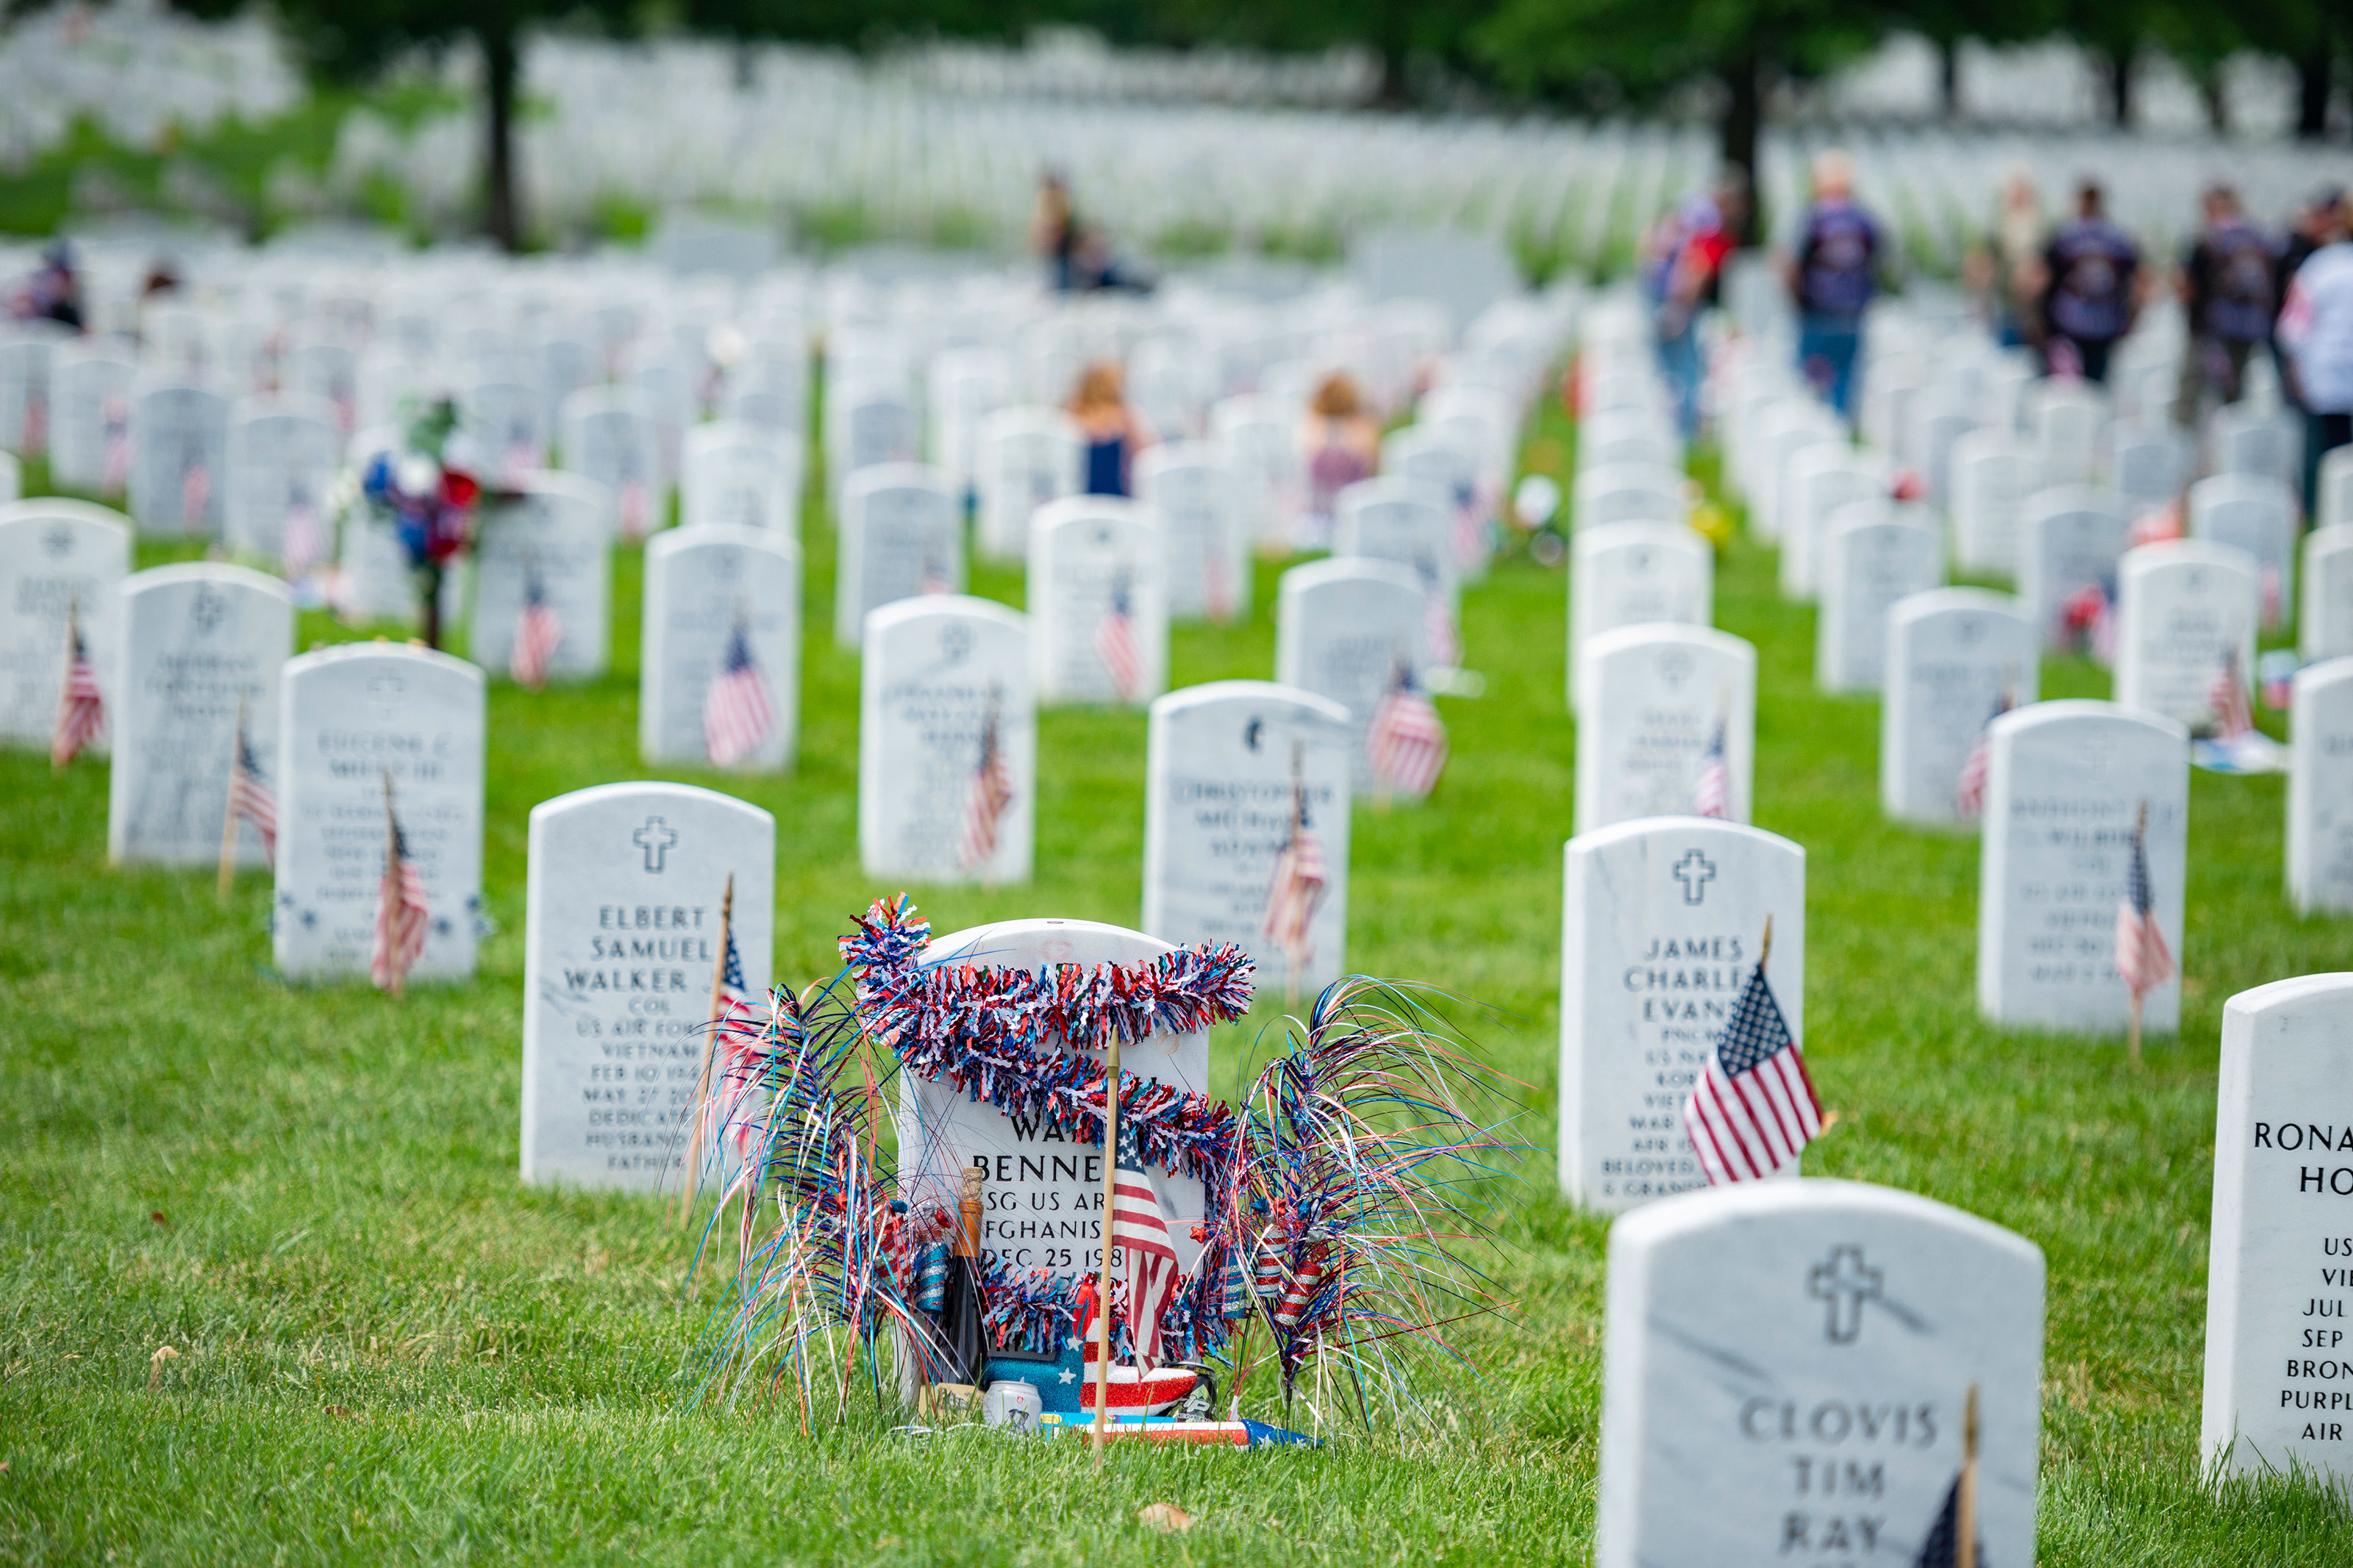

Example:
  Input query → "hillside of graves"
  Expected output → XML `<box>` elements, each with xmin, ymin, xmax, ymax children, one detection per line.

<box><xmin>5</xmin><ymin>351</ymin><xmax>2351</xmax><ymax>1560</ymax></box>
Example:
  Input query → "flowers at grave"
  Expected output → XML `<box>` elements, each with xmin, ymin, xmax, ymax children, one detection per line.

<box><xmin>359</xmin><ymin>398</ymin><xmax>484</xmax><ymax>573</ymax></box>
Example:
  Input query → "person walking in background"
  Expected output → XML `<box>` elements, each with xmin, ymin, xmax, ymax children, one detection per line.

<box><xmin>1981</xmin><ymin>168</ymin><xmax>2047</xmax><ymax>350</ymax></box>
<box><xmin>1068</xmin><ymin>361</ymin><xmax>1151</xmax><ymax>497</ymax></box>
<box><xmin>7</xmin><ymin>241</ymin><xmax>82</xmax><ymax>329</ymax></box>
<box><xmin>1032</xmin><ymin>170</ymin><xmax>1080</xmax><ymax>294</ymax></box>
<box><xmin>1785</xmin><ymin>151</ymin><xmax>1881</xmax><ymax>418</ymax></box>
<box><xmin>2174</xmin><ymin>184</ymin><xmax>2280</xmax><ymax>423</ymax></box>
<box><xmin>2040</xmin><ymin>179</ymin><xmax>2139</xmax><ymax>382</ymax></box>
<box><xmin>1647</xmin><ymin>173</ymin><xmax>1744</xmax><ymax>438</ymax></box>
<box><xmin>2277</xmin><ymin>199</ymin><xmax>2353</xmax><ymax>514</ymax></box>
<box><xmin>1296</xmin><ymin>370</ymin><xmax>1380</xmax><ymax>544</ymax></box>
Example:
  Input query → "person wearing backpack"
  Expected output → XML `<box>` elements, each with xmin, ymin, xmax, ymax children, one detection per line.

<box><xmin>2174</xmin><ymin>184</ymin><xmax>2281</xmax><ymax>423</ymax></box>
<box><xmin>2040</xmin><ymin>179</ymin><xmax>2140</xmax><ymax>383</ymax></box>
<box><xmin>1784</xmin><ymin>151</ymin><xmax>1882</xmax><ymax>418</ymax></box>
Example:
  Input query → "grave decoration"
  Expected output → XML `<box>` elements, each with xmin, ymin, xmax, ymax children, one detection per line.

<box><xmin>343</xmin><ymin>397</ymin><xmax>513</xmax><ymax>650</ymax></box>
<box><xmin>687</xmin><ymin>897</ymin><xmax>1509</xmax><ymax>1441</ymax></box>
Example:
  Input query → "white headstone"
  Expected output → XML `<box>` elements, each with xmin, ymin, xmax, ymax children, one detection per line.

<box><xmin>1949</xmin><ymin>430</ymin><xmax>2040</xmax><ymax>579</ymax></box>
<box><xmin>1977</xmin><ymin>700</ymin><xmax>2189</xmax><ymax>1034</ymax></box>
<box><xmin>2029</xmin><ymin>379</ymin><xmax>2107</xmax><ymax>484</ymax></box>
<box><xmin>826</xmin><ymin>386</ymin><xmax>920</xmax><ymax>508</ymax></box>
<box><xmin>223</xmin><ymin>399</ymin><xmax>338</xmax><ymax>567</ymax></box>
<box><xmin>0</xmin><ymin>325</ymin><xmax>63</xmax><ymax>457</ymax></box>
<box><xmin>2113</xmin><ymin>540</ymin><xmax>2260</xmax><ymax>731</ymax></box>
<box><xmin>460</xmin><ymin>373</ymin><xmax>543</xmax><ymax>486</ymax></box>
<box><xmin>2321</xmin><ymin>447</ymin><xmax>2353</xmax><ymax>531</ymax></box>
<box><xmin>2190</xmin><ymin>473</ymin><xmax>2299</xmax><ymax>628</ymax></box>
<box><xmin>128</xmin><ymin>382</ymin><xmax>229</xmax><ymax>537</ymax></box>
<box><xmin>1274</xmin><ymin>556</ymin><xmax>1427</xmax><ymax>795</ymax></box>
<box><xmin>1815</xmin><ymin>504</ymin><xmax>1943</xmax><ymax>693</ymax></box>
<box><xmin>1569</xmin><ymin>522</ymin><xmax>1713</xmax><ymax>712</ymax></box>
<box><xmin>1334</xmin><ymin>476</ymin><xmax>1459</xmax><ymax>662</ymax></box>
<box><xmin>2288</xmin><ymin>659</ymin><xmax>2353</xmax><ymax>915</ymax></box>
<box><xmin>0</xmin><ymin>500</ymin><xmax>130</xmax><ymax>751</ymax></box>
<box><xmin>47</xmin><ymin>341</ymin><xmax>132</xmax><ymax>495</ymax></box>
<box><xmin>469</xmin><ymin>473</ymin><xmax>613</xmax><ymax>684</ymax></box>
<box><xmin>835</xmin><ymin>463</ymin><xmax>963</xmax><ymax>648</ymax></box>
<box><xmin>1596</xmin><ymin>1180</ymin><xmax>2044</xmax><ymax>1567</ymax></box>
<box><xmin>2303</xmin><ymin>525</ymin><xmax>2353</xmax><ymax>665</ymax></box>
<box><xmin>2019</xmin><ymin>487</ymin><xmax>2129</xmax><ymax>651</ymax></box>
<box><xmin>106</xmin><ymin>564</ymin><xmax>290</xmax><ymax>866</ymax></box>
<box><xmin>1142</xmin><ymin>680</ymin><xmax>1352</xmax><ymax>997</ymax></box>
<box><xmin>896</xmin><ymin>918</ymin><xmax>1215</xmax><ymax>1281</ymax></box>
<box><xmin>1881</xmin><ymin>590</ymin><xmax>2038</xmax><ymax>827</ymax></box>
<box><xmin>1135</xmin><ymin>441</ymin><xmax>1250</xmax><ymax>624</ymax></box>
<box><xmin>640</xmin><ymin>523</ymin><xmax>800</xmax><ymax>771</ymax></box>
<box><xmin>1029</xmin><ymin>496</ymin><xmax>1168</xmax><ymax>706</ymax></box>
<box><xmin>519</xmin><ymin>781</ymin><xmax>774</xmax><ymax>1191</ymax></box>
<box><xmin>1560</xmin><ymin>818</ymin><xmax>1804</xmax><ymax>1211</ymax></box>
<box><xmin>1574</xmin><ymin>462</ymin><xmax>1685</xmax><ymax>532</ymax></box>
<box><xmin>2201</xmin><ymin>973</ymin><xmax>2353</xmax><ymax>1484</ymax></box>
<box><xmin>1210</xmin><ymin>393</ymin><xmax>1299</xmax><ymax>548</ymax></box>
<box><xmin>1781</xmin><ymin>448</ymin><xmax>1886</xmax><ymax>601</ymax></box>
<box><xmin>974</xmin><ymin>406</ymin><xmax>1084</xmax><ymax>562</ymax></box>
<box><xmin>680</xmin><ymin>420</ymin><xmax>801</xmax><ymax>537</ymax></box>
<box><xmin>1577</xmin><ymin>625</ymin><xmax>1758</xmax><ymax>834</ymax></box>
<box><xmin>2107</xmin><ymin>421</ymin><xmax>2187</xmax><ymax>518</ymax></box>
<box><xmin>559</xmin><ymin>387</ymin><xmax>663</xmax><ymax>540</ymax></box>
<box><xmin>857</xmin><ymin>595</ymin><xmax>1035</xmax><ymax>884</ymax></box>
<box><xmin>273</xmin><ymin>644</ymin><xmax>485</xmax><ymax>984</ymax></box>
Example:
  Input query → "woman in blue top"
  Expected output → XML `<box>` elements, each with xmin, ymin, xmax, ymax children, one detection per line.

<box><xmin>1068</xmin><ymin>361</ymin><xmax>1151</xmax><ymax>496</ymax></box>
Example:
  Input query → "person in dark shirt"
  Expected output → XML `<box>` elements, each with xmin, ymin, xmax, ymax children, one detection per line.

<box><xmin>2040</xmin><ymin>180</ymin><xmax>2138</xmax><ymax>382</ymax></box>
<box><xmin>8</xmin><ymin>242</ymin><xmax>82</xmax><ymax>331</ymax></box>
<box><xmin>1785</xmin><ymin>151</ymin><xmax>1881</xmax><ymax>418</ymax></box>
<box><xmin>2174</xmin><ymin>184</ymin><xmax>2280</xmax><ymax>423</ymax></box>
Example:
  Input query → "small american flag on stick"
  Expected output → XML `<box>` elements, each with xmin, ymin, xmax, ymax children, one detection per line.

<box><xmin>2207</xmin><ymin>648</ymin><xmax>2254</xmax><ymax>740</ymax></box>
<box><xmin>1261</xmin><ymin>742</ymin><xmax>1328</xmax><ymax>990</ymax></box>
<box><xmin>228</xmin><ymin>716</ymin><xmax>277</xmax><ymax>861</ymax></box>
<box><xmin>1094</xmin><ymin>571</ymin><xmax>1143</xmax><ymax>701</ymax></box>
<box><xmin>1368</xmin><ymin>659</ymin><xmax>1446</xmax><ymax>800</ymax></box>
<box><xmin>957</xmin><ymin>687</ymin><xmax>1015</xmax><ymax>873</ymax></box>
<box><xmin>181</xmin><ymin>458</ymin><xmax>210</xmax><ymax>532</ymax></box>
<box><xmin>510</xmin><ymin>562</ymin><xmax>563</xmax><ymax>690</ymax></box>
<box><xmin>1111</xmin><ymin>1119</ymin><xmax>1180</xmax><ymax>1369</ymax></box>
<box><xmin>1953</xmin><ymin>687</ymin><xmax>2014</xmax><ymax>823</ymax></box>
<box><xmin>49</xmin><ymin>602</ymin><xmax>104</xmax><ymax>767</ymax></box>
<box><xmin>1692</xmin><ymin>720</ymin><xmax>1730</xmax><ymax>820</ymax></box>
<box><xmin>2115</xmin><ymin>800</ymin><xmax>2174</xmax><ymax>1066</ymax></box>
<box><xmin>704</xmin><ymin>619</ymin><xmax>775</xmax><ymax>767</ymax></box>
<box><xmin>370</xmin><ymin>774</ymin><xmax>431</xmax><ymax>995</ymax></box>
<box><xmin>1682</xmin><ymin>917</ymin><xmax>1822</xmax><ymax>1184</ymax></box>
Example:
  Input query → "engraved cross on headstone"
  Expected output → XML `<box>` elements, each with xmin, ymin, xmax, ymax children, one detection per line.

<box><xmin>1808</xmin><ymin>1245</ymin><xmax>1882</xmax><ymax>1345</ymax></box>
<box><xmin>632</xmin><ymin>816</ymin><xmax>679</xmax><ymax>873</ymax></box>
<box><xmin>1671</xmin><ymin>849</ymin><xmax>1717</xmax><ymax>906</ymax></box>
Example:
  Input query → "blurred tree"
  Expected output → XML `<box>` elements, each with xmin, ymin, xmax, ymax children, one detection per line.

<box><xmin>1902</xmin><ymin>0</ymin><xmax>2056</xmax><ymax>118</ymax></box>
<box><xmin>166</xmin><ymin>0</ymin><xmax>638</xmax><ymax>250</ymax></box>
<box><xmin>1469</xmin><ymin>0</ymin><xmax>1888</xmax><ymax>239</ymax></box>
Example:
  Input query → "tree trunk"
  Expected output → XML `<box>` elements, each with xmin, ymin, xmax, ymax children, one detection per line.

<box><xmin>2201</xmin><ymin>68</ymin><xmax>2229</xmax><ymax>137</ymax></box>
<box><xmin>2104</xmin><ymin>48</ymin><xmax>2133</xmax><ymax>129</ymax></box>
<box><xmin>481</xmin><ymin>21</ymin><xmax>522</xmax><ymax>252</ymax></box>
<box><xmin>1719</xmin><ymin>51</ymin><xmax>1763</xmax><ymax>246</ymax></box>
<box><xmin>2299</xmin><ymin>38</ymin><xmax>2332</xmax><ymax>140</ymax></box>
<box><xmin>1940</xmin><ymin>36</ymin><xmax>1961</xmax><ymax>120</ymax></box>
<box><xmin>422</xmin><ymin>562</ymin><xmax>444</xmax><ymax>651</ymax></box>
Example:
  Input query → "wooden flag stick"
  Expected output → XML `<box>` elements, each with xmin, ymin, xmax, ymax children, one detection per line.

<box><xmin>217</xmin><ymin>695</ymin><xmax>246</xmax><ymax>904</ymax></box>
<box><xmin>51</xmin><ymin>597</ymin><xmax>79</xmax><ymax>773</ymax></box>
<box><xmin>380</xmin><ymin>770</ymin><xmax>406</xmax><ymax>998</ymax></box>
<box><xmin>2127</xmin><ymin>798</ymin><xmax>2148</xmax><ymax>1072</ymax></box>
<box><xmin>1759</xmin><ymin>913</ymin><xmax>1774</xmax><ymax>975</ymax></box>
<box><xmin>1092</xmin><ymin>1036</ymin><xmax>1122</xmax><ymax>1462</ymax></box>
<box><xmin>679</xmin><ymin>873</ymin><xmax>735</xmax><ymax>1226</ymax></box>
<box><xmin>1957</xmin><ymin>1381</ymin><xmax>1980</xmax><ymax>1568</ymax></box>
<box><xmin>2128</xmin><ymin>992</ymin><xmax>2144</xmax><ymax>1072</ymax></box>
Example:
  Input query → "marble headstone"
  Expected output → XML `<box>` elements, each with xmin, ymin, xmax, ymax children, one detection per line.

<box><xmin>1560</xmin><ymin>818</ymin><xmax>1804</xmax><ymax>1211</ymax></box>
<box><xmin>2288</xmin><ymin>659</ymin><xmax>2353</xmax><ymax>915</ymax></box>
<box><xmin>1573</xmin><ymin>462</ymin><xmax>1684</xmax><ymax>533</ymax></box>
<box><xmin>1781</xmin><ymin>448</ymin><xmax>1885</xmax><ymax>601</ymax></box>
<box><xmin>560</xmin><ymin>388</ymin><xmax>663</xmax><ymax>540</ymax></box>
<box><xmin>1135</xmin><ymin>442</ymin><xmax>1250</xmax><ymax>624</ymax></box>
<box><xmin>640</xmin><ymin>523</ymin><xmax>799</xmax><ymax>771</ymax></box>
<box><xmin>835</xmin><ymin>463</ymin><xmax>960</xmax><ymax>648</ymax></box>
<box><xmin>680</xmin><ymin>420</ymin><xmax>801</xmax><ymax>537</ymax></box>
<box><xmin>273</xmin><ymin>644</ymin><xmax>485</xmax><ymax>984</ymax></box>
<box><xmin>469</xmin><ymin>473</ymin><xmax>613</xmax><ymax>684</ymax></box>
<box><xmin>519</xmin><ymin>781</ymin><xmax>774</xmax><ymax>1191</ymax></box>
<box><xmin>1948</xmin><ymin>430</ymin><xmax>2040</xmax><ymax>579</ymax></box>
<box><xmin>1815</xmin><ymin>504</ymin><xmax>1943</xmax><ymax>694</ymax></box>
<box><xmin>2190</xmin><ymin>473</ymin><xmax>2299</xmax><ymax>628</ymax></box>
<box><xmin>1142</xmin><ymin>680</ymin><xmax>1352</xmax><ymax>997</ymax></box>
<box><xmin>1577</xmin><ymin>625</ymin><xmax>1758</xmax><ymax>834</ymax></box>
<box><xmin>1274</xmin><ymin>556</ymin><xmax>1427</xmax><ymax>795</ymax></box>
<box><xmin>975</xmin><ymin>406</ymin><xmax>1083</xmax><ymax>561</ymax></box>
<box><xmin>2202</xmin><ymin>973</ymin><xmax>2353</xmax><ymax>1486</ymax></box>
<box><xmin>2303</xmin><ymin>525</ymin><xmax>2353</xmax><ymax>665</ymax></box>
<box><xmin>223</xmin><ymin>399</ymin><xmax>339</xmax><ymax>567</ymax></box>
<box><xmin>128</xmin><ymin>382</ymin><xmax>230</xmax><ymax>537</ymax></box>
<box><xmin>47</xmin><ymin>341</ymin><xmax>132</xmax><ymax>495</ymax></box>
<box><xmin>106</xmin><ymin>564</ymin><xmax>291</xmax><ymax>866</ymax></box>
<box><xmin>2113</xmin><ymin>540</ymin><xmax>2259</xmax><ymax>732</ymax></box>
<box><xmin>1029</xmin><ymin>496</ymin><xmax>1168</xmax><ymax>706</ymax></box>
<box><xmin>1333</xmin><ymin>476</ymin><xmax>1460</xmax><ymax>662</ymax></box>
<box><xmin>0</xmin><ymin>500</ymin><xmax>130</xmax><ymax>751</ymax></box>
<box><xmin>1881</xmin><ymin>590</ymin><xmax>2038</xmax><ymax>828</ymax></box>
<box><xmin>1977</xmin><ymin>700</ymin><xmax>2189</xmax><ymax>1034</ymax></box>
<box><xmin>1569</xmin><ymin>523</ymin><xmax>1714</xmax><ymax>712</ymax></box>
<box><xmin>1596</xmin><ymin>1180</ymin><xmax>2044</xmax><ymax>1567</ymax></box>
<box><xmin>857</xmin><ymin>595</ymin><xmax>1035</xmax><ymax>884</ymax></box>
<box><xmin>2019</xmin><ymin>487</ymin><xmax>2129</xmax><ymax>651</ymax></box>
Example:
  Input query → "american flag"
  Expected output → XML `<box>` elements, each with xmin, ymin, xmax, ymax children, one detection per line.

<box><xmin>1261</xmin><ymin>762</ymin><xmax>1328</xmax><ymax>978</ymax></box>
<box><xmin>1368</xmin><ymin>662</ymin><xmax>1447</xmax><ymax>798</ymax></box>
<box><xmin>510</xmin><ymin>568</ymin><xmax>563</xmax><ymax>690</ymax></box>
<box><xmin>23</xmin><ymin>390</ymin><xmax>44</xmax><ymax>452</ymax></box>
<box><xmin>703</xmin><ymin>619</ymin><xmax>774</xmax><ymax>766</ymax></box>
<box><xmin>282</xmin><ymin>493</ymin><xmax>326</xmax><ymax>579</ymax></box>
<box><xmin>49</xmin><ymin>611</ymin><xmax>104</xmax><ymax>766</ymax></box>
<box><xmin>1110</xmin><ymin>1119</ymin><xmax>1182</xmax><ymax>1368</ymax></box>
<box><xmin>2207</xmin><ymin>648</ymin><xmax>2254</xmax><ymax>740</ymax></box>
<box><xmin>102</xmin><ymin>395</ymin><xmax>129</xmax><ymax>492</ymax></box>
<box><xmin>618</xmin><ymin>479</ymin><xmax>648</xmax><ymax>540</ymax></box>
<box><xmin>1203</xmin><ymin>531</ymin><xmax>1236</xmax><ymax>622</ymax></box>
<box><xmin>957</xmin><ymin>692</ymin><xmax>1015</xmax><ymax>871</ymax></box>
<box><xmin>1954</xmin><ymin>692</ymin><xmax>2013</xmax><ymax>822</ymax></box>
<box><xmin>1913</xmin><ymin>1385</ymin><xmax>1982</xmax><ymax>1568</ymax></box>
<box><xmin>2061</xmin><ymin>581</ymin><xmax>2115</xmax><ymax>663</ymax></box>
<box><xmin>2113</xmin><ymin>802</ymin><xmax>2175</xmax><ymax>1000</ymax></box>
<box><xmin>1421</xmin><ymin>582</ymin><xmax>1461</xmax><ymax>666</ymax></box>
<box><xmin>181</xmin><ymin>459</ymin><xmax>210</xmax><ymax>531</ymax></box>
<box><xmin>1681</xmin><ymin>948</ymin><xmax>1822</xmax><ymax>1184</ymax></box>
<box><xmin>1693</xmin><ymin>720</ymin><xmax>1730</xmax><ymax>819</ymax></box>
<box><xmin>1094</xmin><ymin>571</ymin><xmax>1143</xmax><ymax>701</ymax></box>
<box><xmin>370</xmin><ymin>801</ymin><xmax>431</xmax><ymax>994</ymax></box>
<box><xmin>227</xmin><ymin>718</ymin><xmax>277</xmax><ymax>862</ymax></box>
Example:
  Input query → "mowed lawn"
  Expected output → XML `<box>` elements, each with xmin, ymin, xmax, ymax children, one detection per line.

<box><xmin>4</xmin><ymin>384</ymin><xmax>2352</xmax><ymax>1566</ymax></box>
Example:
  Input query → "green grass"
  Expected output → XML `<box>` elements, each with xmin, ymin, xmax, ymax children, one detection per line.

<box><xmin>4</xmin><ymin>388</ymin><xmax>2352</xmax><ymax>1565</ymax></box>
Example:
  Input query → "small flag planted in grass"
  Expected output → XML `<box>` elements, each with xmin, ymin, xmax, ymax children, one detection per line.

<box><xmin>1682</xmin><ymin>918</ymin><xmax>1821</xmax><ymax>1184</ymax></box>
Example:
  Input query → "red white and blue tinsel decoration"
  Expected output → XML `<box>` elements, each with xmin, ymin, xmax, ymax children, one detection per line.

<box><xmin>360</xmin><ymin>398</ymin><xmax>485</xmax><ymax>574</ymax></box>
<box><xmin>687</xmin><ymin>898</ymin><xmax>1513</xmax><ymax>1428</ymax></box>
